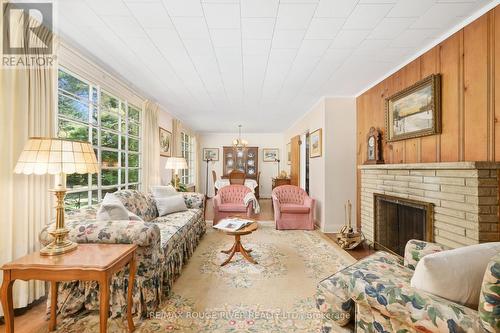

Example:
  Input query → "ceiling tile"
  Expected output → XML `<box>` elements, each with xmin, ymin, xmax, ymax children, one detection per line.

<box><xmin>210</xmin><ymin>29</ymin><xmax>241</xmax><ymax>48</ymax></box>
<box><xmin>162</xmin><ymin>0</ymin><xmax>204</xmax><ymax>17</ymax></box>
<box><xmin>368</xmin><ymin>17</ymin><xmax>416</xmax><ymax>39</ymax></box>
<box><xmin>172</xmin><ymin>17</ymin><xmax>210</xmax><ymax>39</ymax></box>
<box><xmin>242</xmin><ymin>18</ymin><xmax>275</xmax><ymax>39</ymax></box>
<box><xmin>330</xmin><ymin>30</ymin><xmax>370</xmax><ymax>49</ymax></box>
<box><xmin>127</xmin><ymin>2</ymin><xmax>175</xmax><ymax>29</ymax></box>
<box><xmin>86</xmin><ymin>0</ymin><xmax>130</xmax><ymax>16</ymax></box>
<box><xmin>390</xmin><ymin>29</ymin><xmax>439</xmax><ymax>47</ymax></box>
<box><xmin>272</xmin><ymin>30</ymin><xmax>306</xmax><ymax>49</ymax></box>
<box><xmin>203</xmin><ymin>3</ymin><xmax>241</xmax><ymax>29</ymax></box>
<box><xmin>242</xmin><ymin>39</ymin><xmax>272</xmax><ymax>55</ymax></box>
<box><xmin>104</xmin><ymin>16</ymin><xmax>147</xmax><ymax>38</ymax></box>
<box><xmin>297</xmin><ymin>39</ymin><xmax>331</xmax><ymax>56</ymax></box>
<box><xmin>387</xmin><ymin>0</ymin><xmax>435</xmax><ymax>18</ymax></box>
<box><xmin>183</xmin><ymin>39</ymin><xmax>214</xmax><ymax>56</ymax></box>
<box><xmin>343</xmin><ymin>4</ymin><xmax>393</xmax><ymax>30</ymax></box>
<box><xmin>241</xmin><ymin>0</ymin><xmax>279</xmax><ymax>18</ymax></box>
<box><xmin>305</xmin><ymin>18</ymin><xmax>344</xmax><ymax>39</ymax></box>
<box><xmin>315</xmin><ymin>0</ymin><xmax>358</xmax><ymax>18</ymax></box>
<box><xmin>411</xmin><ymin>3</ymin><xmax>474</xmax><ymax>29</ymax></box>
<box><xmin>275</xmin><ymin>4</ymin><xmax>317</xmax><ymax>30</ymax></box>
<box><xmin>147</xmin><ymin>28</ymin><xmax>184</xmax><ymax>50</ymax></box>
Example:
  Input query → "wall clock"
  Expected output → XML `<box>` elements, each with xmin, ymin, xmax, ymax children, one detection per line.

<box><xmin>365</xmin><ymin>127</ymin><xmax>384</xmax><ymax>165</ymax></box>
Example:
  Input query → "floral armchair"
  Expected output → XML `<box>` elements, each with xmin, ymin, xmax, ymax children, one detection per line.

<box><xmin>39</xmin><ymin>190</ymin><xmax>206</xmax><ymax>319</ymax></box>
<box><xmin>316</xmin><ymin>240</ymin><xmax>500</xmax><ymax>333</ymax></box>
<box><xmin>213</xmin><ymin>184</ymin><xmax>252</xmax><ymax>224</ymax></box>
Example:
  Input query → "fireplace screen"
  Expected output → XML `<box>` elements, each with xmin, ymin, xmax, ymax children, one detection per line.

<box><xmin>374</xmin><ymin>194</ymin><xmax>433</xmax><ymax>257</ymax></box>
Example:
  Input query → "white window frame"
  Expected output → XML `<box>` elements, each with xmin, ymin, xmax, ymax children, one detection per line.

<box><xmin>180</xmin><ymin>132</ymin><xmax>194</xmax><ymax>186</ymax></box>
<box><xmin>57</xmin><ymin>67</ymin><xmax>142</xmax><ymax>210</ymax></box>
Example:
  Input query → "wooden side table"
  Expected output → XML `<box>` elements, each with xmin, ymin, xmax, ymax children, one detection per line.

<box><xmin>1</xmin><ymin>244</ymin><xmax>137</xmax><ymax>333</ymax></box>
<box><xmin>217</xmin><ymin>221</ymin><xmax>259</xmax><ymax>266</ymax></box>
<box><xmin>272</xmin><ymin>177</ymin><xmax>291</xmax><ymax>190</ymax></box>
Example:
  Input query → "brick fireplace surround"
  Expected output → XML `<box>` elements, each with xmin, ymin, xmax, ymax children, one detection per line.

<box><xmin>359</xmin><ymin>162</ymin><xmax>500</xmax><ymax>249</ymax></box>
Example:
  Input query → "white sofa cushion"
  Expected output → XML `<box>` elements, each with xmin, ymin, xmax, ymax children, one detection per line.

<box><xmin>411</xmin><ymin>242</ymin><xmax>500</xmax><ymax>308</ymax></box>
<box><xmin>97</xmin><ymin>193</ymin><xmax>144</xmax><ymax>221</ymax></box>
<box><xmin>97</xmin><ymin>193</ymin><xmax>129</xmax><ymax>220</ymax></box>
<box><xmin>155</xmin><ymin>194</ymin><xmax>188</xmax><ymax>216</ymax></box>
<box><xmin>151</xmin><ymin>185</ymin><xmax>177</xmax><ymax>198</ymax></box>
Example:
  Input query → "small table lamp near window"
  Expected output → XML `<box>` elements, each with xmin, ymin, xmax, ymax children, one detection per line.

<box><xmin>14</xmin><ymin>138</ymin><xmax>99</xmax><ymax>256</ymax></box>
<box><xmin>165</xmin><ymin>157</ymin><xmax>188</xmax><ymax>189</ymax></box>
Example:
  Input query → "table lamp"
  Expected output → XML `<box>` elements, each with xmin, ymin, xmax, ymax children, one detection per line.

<box><xmin>14</xmin><ymin>137</ymin><xmax>99</xmax><ymax>256</ymax></box>
<box><xmin>165</xmin><ymin>157</ymin><xmax>188</xmax><ymax>189</ymax></box>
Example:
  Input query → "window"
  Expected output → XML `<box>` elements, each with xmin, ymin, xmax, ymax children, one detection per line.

<box><xmin>57</xmin><ymin>68</ymin><xmax>141</xmax><ymax>210</ymax></box>
<box><xmin>180</xmin><ymin>132</ymin><xmax>194</xmax><ymax>185</ymax></box>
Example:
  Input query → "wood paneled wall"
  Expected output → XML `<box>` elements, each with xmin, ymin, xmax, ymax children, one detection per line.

<box><xmin>356</xmin><ymin>7</ymin><xmax>500</xmax><ymax>227</ymax></box>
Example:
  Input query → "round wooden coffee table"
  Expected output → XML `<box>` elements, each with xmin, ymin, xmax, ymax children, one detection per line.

<box><xmin>218</xmin><ymin>220</ymin><xmax>258</xmax><ymax>266</ymax></box>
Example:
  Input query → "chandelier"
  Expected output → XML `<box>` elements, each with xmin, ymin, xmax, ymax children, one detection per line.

<box><xmin>232</xmin><ymin>125</ymin><xmax>248</xmax><ymax>148</ymax></box>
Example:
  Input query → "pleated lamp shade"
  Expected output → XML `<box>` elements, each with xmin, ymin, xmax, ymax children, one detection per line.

<box><xmin>165</xmin><ymin>157</ymin><xmax>188</xmax><ymax>170</ymax></box>
<box><xmin>14</xmin><ymin>137</ymin><xmax>99</xmax><ymax>175</ymax></box>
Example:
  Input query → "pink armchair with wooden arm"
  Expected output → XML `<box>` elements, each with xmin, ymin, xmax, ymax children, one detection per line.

<box><xmin>272</xmin><ymin>185</ymin><xmax>315</xmax><ymax>230</ymax></box>
<box><xmin>213</xmin><ymin>185</ymin><xmax>252</xmax><ymax>225</ymax></box>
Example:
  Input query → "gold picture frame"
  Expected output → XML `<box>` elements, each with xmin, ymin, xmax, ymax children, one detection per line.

<box><xmin>385</xmin><ymin>74</ymin><xmax>441</xmax><ymax>142</ymax></box>
<box><xmin>263</xmin><ymin>148</ymin><xmax>279</xmax><ymax>162</ymax></box>
<box><xmin>309</xmin><ymin>128</ymin><xmax>322</xmax><ymax>158</ymax></box>
<box><xmin>159</xmin><ymin>127</ymin><xmax>172</xmax><ymax>157</ymax></box>
<box><xmin>203</xmin><ymin>148</ymin><xmax>219</xmax><ymax>161</ymax></box>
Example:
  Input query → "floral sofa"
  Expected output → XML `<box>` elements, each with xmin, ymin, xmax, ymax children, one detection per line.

<box><xmin>316</xmin><ymin>240</ymin><xmax>500</xmax><ymax>333</ymax></box>
<box><xmin>39</xmin><ymin>190</ymin><xmax>206</xmax><ymax>319</ymax></box>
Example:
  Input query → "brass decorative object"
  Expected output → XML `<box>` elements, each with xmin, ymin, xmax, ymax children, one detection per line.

<box><xmin>14</xmin><ymin>138</ymin><xmax>99</xmax><ymax>256</ymax></box>
<box><xmin>337</xmin><ymin>200</ymin><xmax>363</xmax><ymax>250</ymax></box>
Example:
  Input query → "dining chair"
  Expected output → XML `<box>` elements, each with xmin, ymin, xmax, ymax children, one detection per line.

<box><xmin>254</xmin><ymin>171</ymin><xmax>261</xmax><ymax>199</ymax></box>
<box><xmin>229</xmin><ymin>170</ymin><xmax>246</xmax><ymax>185</ymax></box>
<box><xmin>212</xmin><ymin>170</ymin><xmax>218</xmax><ymax>196</ymax></box>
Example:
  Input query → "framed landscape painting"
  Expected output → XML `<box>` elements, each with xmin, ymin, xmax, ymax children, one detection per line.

<box><xmin>203</xmin><ymin>148</ymin><xmax>219</xmax><ymax>161</ymax></box>
<box><xmin>310</xmin><ymin>129</ymin><xmax>322</xmax><ymax>158</ymax></box>
<box><xmin>386</xmin><ymin>74</ymin><xmax>441</xmax><ymax>142</ymax></box>
<box><xmin>159</xmin><ymin>127</ymin><xmax>172</xmax><ymax>157</ymax></box>
<box><xmin>263</xmin><ymin>148</ymin><xmax>279</xmax><ymax>162</ymax></box>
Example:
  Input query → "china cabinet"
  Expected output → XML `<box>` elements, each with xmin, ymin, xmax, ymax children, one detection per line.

<box><xmin>222</xmin><ymin>146</ymin><xmax>259</xmax><ymax>179</ymax></box>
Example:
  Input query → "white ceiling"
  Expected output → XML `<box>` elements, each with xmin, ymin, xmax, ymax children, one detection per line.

<box><xmin>54</xmin><ymin>0</ymin><xmax>496</xmax><ymax>133</ymax></box>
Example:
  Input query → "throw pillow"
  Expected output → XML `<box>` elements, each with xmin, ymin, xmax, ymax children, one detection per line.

<box><xmin>155</xmin><ymin>194</ymin><xmax>188</xmax><ymax>216</ymax></box>
<box><xmin>97</xmin><ymin>193</ymin><xmax>129</xmax><ymax>221</ymax></box>
<box><xmin>411</xmin><ymin>242</ymin><xmax>500</xmax><ymax>308</ymax></box>
<box><xmin>151</xmin><ymin>185</ymin><xmax>177</xmax><ymax>198</ymax></box>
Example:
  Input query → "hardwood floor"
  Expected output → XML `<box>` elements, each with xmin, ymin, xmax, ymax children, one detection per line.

<box><xmin>324</xmin><ymin>233</ymin><xmax>376</xmax><ymax>260</ymax></box>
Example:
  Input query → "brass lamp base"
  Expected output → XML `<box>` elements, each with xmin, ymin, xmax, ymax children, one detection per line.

<box><xmin>40</xmin><ymin>227</ymin><xmax>78</xmax><ymax>256</ymax></box>
<box><xmin>41</xmin><ymin>182</ymin><xmax>78</xmax><ymax>256</ymax></box>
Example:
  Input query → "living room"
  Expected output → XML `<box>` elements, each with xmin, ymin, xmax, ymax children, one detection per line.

<box><xmin>1</xmin><ymin>0</ymin><xmax>499</xmax><ymax>332</ymax></box>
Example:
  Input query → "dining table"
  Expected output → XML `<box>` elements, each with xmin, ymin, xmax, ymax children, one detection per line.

<box><xmin>214</xmin><ymin>179</ymin><xmax>258</xmax><ymax>192</ymax></box>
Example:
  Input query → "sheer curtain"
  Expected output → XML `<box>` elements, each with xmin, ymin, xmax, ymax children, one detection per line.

<box><xmin>0</xmin><ymin>10</ymin><xmax>56</xmax><ymax>315</ymax></box>
<box><xmin>140</xmin><ymin>101</ymin><xmax>160</xmax><ymax>191</ymax></box>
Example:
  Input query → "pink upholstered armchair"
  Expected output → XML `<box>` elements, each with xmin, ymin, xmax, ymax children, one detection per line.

<box><xmin>213</xmin><ymin>185</ymin><xmax>252</xmax><ymax>225</ymax></box>
<box><xmin>272</xmin><ymin>185</ymin><xmax>315</xmax><ymax>230</ymax></box>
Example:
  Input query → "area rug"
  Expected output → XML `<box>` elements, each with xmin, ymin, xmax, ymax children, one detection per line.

<box><xmin>53</xmin><ymin>221</ymin><xmax>355</xmax><ymax>332</ymax></box>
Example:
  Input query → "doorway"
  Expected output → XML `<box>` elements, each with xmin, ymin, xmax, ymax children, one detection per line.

<box><xmin>299</xmin><ymin>133</ymin><xmax>310</xmax><ymax>193</ymax></box>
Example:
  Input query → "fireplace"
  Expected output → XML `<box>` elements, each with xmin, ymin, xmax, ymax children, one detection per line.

<box><xmin>374</xmin><ymin>194</ymin><xmax>433</xmax><ymax>257</ymax></box>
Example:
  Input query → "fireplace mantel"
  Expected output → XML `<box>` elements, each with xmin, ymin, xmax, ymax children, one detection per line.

<box><xmin>359</xmin><ymin>161</ymin><xmax>500</xmax><ymax>170</ymax></box>
<box><xmin>359</xmin><ymin>161</ymin><xmax>500</xmax><ymax>249</ymax></box>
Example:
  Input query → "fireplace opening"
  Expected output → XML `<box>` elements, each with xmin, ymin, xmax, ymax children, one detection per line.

<box><xmin>374</xmin><ymin>194</ymin><xmax>434</xmax><ymax>257</ymax></box>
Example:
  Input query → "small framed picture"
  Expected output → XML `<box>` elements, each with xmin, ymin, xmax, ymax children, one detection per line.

<box><xmin>263</xmin><ymin>148</ymin><xmax>279</xmax><ymax>162</ymax></box>
<box><xmin>203</xmin><ymin>148</ymin><xmax>219</xmax><ymax>161</ymax></box>
<box><xmin>310</xmin><ymin>128</ymin><xmax>322</xmax><ymax>158</ymax></box>
<box><xmin>159</xmin><ymin>127</ymin><xmax>172</xmax><ymax>157</ymax></box>
<box><xmin>287</xmin><ymin>143</ymin><xmax>291</xmax><ymax>165</ymax></box>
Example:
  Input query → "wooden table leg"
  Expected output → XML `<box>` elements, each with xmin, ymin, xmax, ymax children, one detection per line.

<box><xmin>49</xmin><ymin>281</ymin><xmax>57</xmax><ymax>331</ymax></box>
<box><xmin>127</xmin><ymin>255</ymin><xmax>136</xmax><ymax>332</ymax></box>
<box><xmin>99</xmin><ymin>275</ymin><xmax>110</xmax><ymax>333</ymax></box>
<box><xmin>220</xmin><ymin>236</ymin><xmax>239</xmax><ymax>266</ymax></box>
<box><xmin>1</xmin><ymin>270</ymin><xmax>15</xmax><ymax>333</ymax></box>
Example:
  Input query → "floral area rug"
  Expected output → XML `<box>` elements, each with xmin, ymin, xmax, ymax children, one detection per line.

<box><xmin>53</xmin><ymin>221</ymin><xmax>355</xmax><ymax>333</ymax></box>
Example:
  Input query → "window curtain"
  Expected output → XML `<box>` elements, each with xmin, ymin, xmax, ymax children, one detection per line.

<box><xmin>140</xmin><ymin>101</ymin><xmax>160</xmax><ymax>191</ymax></box>
<box><xmin>171</xmin><ymin>118</ymin><xmax>182</xmax><ymax>157</ymax></box>
<box><xmin>0</xmin><ymin>10</ymin><xmax>56</xmax><ymax>316</ymax></box>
